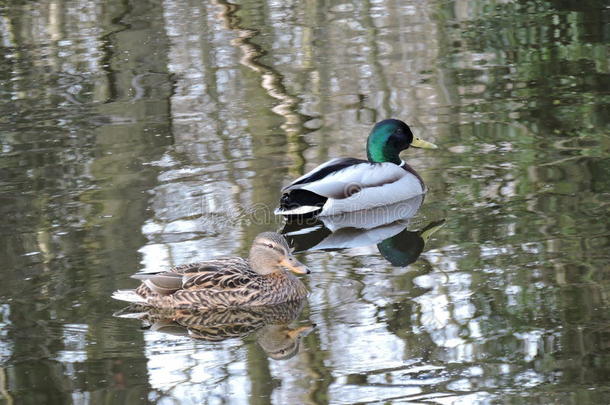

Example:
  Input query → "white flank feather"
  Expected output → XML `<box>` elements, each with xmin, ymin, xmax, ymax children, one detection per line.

<box><xmin>296</xmin><ymin>162</ymin><xmax>406</xmax><ymax>199</ymax></box>
<box><xmin>320</xmin><ymin>174</ymin><xmax>425</xmax><ymax>216</ymax></box>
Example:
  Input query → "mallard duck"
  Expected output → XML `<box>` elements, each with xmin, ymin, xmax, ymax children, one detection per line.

<box><xmin>275</xmin><ymin>119</ymin><xmax>437</xmax><ymax>216</ymax></box>
<box><xmin>112</xmin><ymin>232</ymin><xmax>309</xmax><ymax>310</ymax></box>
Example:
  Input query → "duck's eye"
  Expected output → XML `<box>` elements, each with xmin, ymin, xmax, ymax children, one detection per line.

<box><xmin>266</xmin><ymin>243</ymin><xmax>274</xmax><ymax>248</ymax></box>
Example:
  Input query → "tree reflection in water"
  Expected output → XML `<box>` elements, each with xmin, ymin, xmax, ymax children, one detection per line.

<box><xmin>0</xmin><ymin>0</ymin><xmax>608</xmax><ymax>403</ymax></box>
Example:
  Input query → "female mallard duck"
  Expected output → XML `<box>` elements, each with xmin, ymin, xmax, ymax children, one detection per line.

<box><xmin>112</xmin><ymin>232</ymin><xmax>309</xmax><ymax>310</ymax></box>
<box><xmin>275</xmin><ymin>119</ymin><xmax>437</xmax><ymax>216</ymax></box>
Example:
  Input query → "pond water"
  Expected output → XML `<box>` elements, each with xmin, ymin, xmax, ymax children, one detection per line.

<box><xmin>0</xmin><ymin>0</ymin><xmax>609</xmax><ymax>404</ymax></box>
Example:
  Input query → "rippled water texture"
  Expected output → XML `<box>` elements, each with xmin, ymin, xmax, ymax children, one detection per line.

<box><xmin>1</xmin><ymin>0</ymin><xmax>609</xmax><ymax>404</ymax></box>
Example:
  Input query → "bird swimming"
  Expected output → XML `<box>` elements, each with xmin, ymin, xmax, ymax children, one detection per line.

<box><xmin>275</xmin><ymin>119</ymin><xmax>437</xmax><ymax>216</ymax></box>
<box><xmin>112</xmin><ymin>232</ymin><xmax>309</xmax><ymax>310</ymax></box>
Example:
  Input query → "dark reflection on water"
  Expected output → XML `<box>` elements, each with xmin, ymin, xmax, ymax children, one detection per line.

<box><xmin>282</xmin><ymin>196</ymin><xmax>447</xmax><ymax>267</ymax></box>
<box><xmin>0</xmin><ymin>0</ymin><xmax>609</xmax><ymax>403</ymax></box>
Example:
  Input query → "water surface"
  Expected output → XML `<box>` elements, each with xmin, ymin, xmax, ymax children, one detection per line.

<box><xmin>0</xmin><ymin>0</ymin><xmax>609</xmax><ymax>403</ymax></box>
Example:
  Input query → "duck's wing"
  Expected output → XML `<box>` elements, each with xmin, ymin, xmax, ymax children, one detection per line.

<box><xmin>131</xmin><ymin>258</ymin><xmax>255</xmax><ymax>295</ymax></box>
<box><xmin>284</xmin><ymin>158</ymin><xmax>406</xmax><ymax>199</ymax></box>
<box><xmin>283</xmin><ymin>158</ymin><xmax>367</xmax><ymax>192</ymax></box>
<box><xmin>132</xmin><ymin>272</ymin><xmax>184</xmax><ymax>295</ymax></box>
<box><xmin>173</xmin><ymin>264</ymin><xmax>265</xmax><ymax>308</ymax></box>
<box><xmin>181</xmin><ymin>263</ymin><xmax>259</xmax><ymax>291</ymax></box>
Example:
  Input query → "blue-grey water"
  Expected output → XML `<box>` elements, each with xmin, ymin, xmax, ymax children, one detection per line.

<box><xmin>0</xmin><ymin>0</ymin><xmax>609</xmax><ymax>404</ymax></box>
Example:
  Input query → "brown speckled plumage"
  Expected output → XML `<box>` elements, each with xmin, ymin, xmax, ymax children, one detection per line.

<box><xmin>116</xmin><ymin>233</ymin><xmax>310</xmax><ymax>310</ymax></box>
<box><xmin>134</xmin><ymin>259</ymin><xmax>308</xmax><ymax>309</ymax></box>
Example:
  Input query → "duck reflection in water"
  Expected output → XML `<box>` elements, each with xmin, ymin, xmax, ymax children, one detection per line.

<box><xmin>282</xmin><ymin>195</ymin><xmax>445</xmax><ymax>266</ymax></box>
<box><xmin>115</xmin><ymin>299</ymin><xmax>313</xmax><ymax>360</ymax></box>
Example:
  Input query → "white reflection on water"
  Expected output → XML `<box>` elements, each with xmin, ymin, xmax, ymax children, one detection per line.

<box><xmin>56</xmin><ymin>324</ymin><xmax>89</xmax><ymax>364</ymax></box>
<box><xmin>0</xmin><ymin>305</ymin><xmax>11</xmax><ymax>364</ymax></box>
<box><xmin>144</xmin><ymin>333</ymin><xmax>250</xmax><ymax>403</ymax></box>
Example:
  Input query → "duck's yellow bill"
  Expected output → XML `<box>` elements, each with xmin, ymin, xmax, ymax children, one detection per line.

<box><xmin>279</xmin><ymin>257</ymin><xmax>310</xmax><ymax>274</ymax></box>
<box><xmin>411</xmin><ymin>137</ymin><xmax>438</xmax><ymax>149</ymax></box>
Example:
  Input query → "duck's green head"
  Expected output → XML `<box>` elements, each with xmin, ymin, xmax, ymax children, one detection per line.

<box><xmin>366</xmin><ymin>119</ymin><xmax>437</xmax><ymax>164</ymax></box>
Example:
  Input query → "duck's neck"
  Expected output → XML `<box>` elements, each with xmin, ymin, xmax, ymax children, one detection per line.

<box><xmin>366</xmin><ymin>132</ymin><xmax>402</xmax><ymax>164</ymax></box>
<box><xmin>267</xmin><ymin>271</ymin><xmax>307</xmax><ymax>297</ymax></box>
<box><xmin>264</xmin><ymin>270</ymin><xmax>289</xmax><ymax>280</ymax></box>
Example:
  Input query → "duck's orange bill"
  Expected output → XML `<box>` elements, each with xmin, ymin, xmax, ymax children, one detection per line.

<box><xmin>279</xmin><ymin>257</ymin><xmax>310</xmax><ymax>274</ymax></box>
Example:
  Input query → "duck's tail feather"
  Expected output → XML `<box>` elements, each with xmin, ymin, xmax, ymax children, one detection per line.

<box><xmin>275</xmin><ymin>205</ymin><xmax>322</xmax><ymax>216</ymax></box>
<box><xmin>112</xmin><ymin>289</ymin><xmax>147</xmax><ymax>304</ymax></box>
<box><xmin>275</xmin><ymin>189</ymin><xmax>326</xmax><ymax>216</ymax></box>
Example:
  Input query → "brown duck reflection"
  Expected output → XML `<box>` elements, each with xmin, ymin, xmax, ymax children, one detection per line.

<box><xmin>115</xmin><ymin>299</ymin><xmax>313</xmax><ymax>360</ymax></box>
<box><xmin>282</xmin><ymin>196</ymin><xmax>444</xmax><ymax>266</ymax></box>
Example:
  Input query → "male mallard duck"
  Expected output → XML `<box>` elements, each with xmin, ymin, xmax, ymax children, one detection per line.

<box><xmin>275</xmin><ymin>119</ymin><xmax>437</xmax><ymax>216</ymax></box>
<box><xmin>112</xmin><ymin>232</ymin><xmax>309</xmax><ymax>310</ymax></box>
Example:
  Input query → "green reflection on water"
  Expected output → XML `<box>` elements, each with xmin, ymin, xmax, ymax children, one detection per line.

<box><xmin>0</xmin><ymin>0</ymin><xmax>608</xmax><ymax>404</ymax></box>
